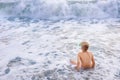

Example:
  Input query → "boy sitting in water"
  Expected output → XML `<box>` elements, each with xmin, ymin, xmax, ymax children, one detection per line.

<box><xmin>70</xmin><ymin>42</ymin><xmax>95</xmax><ymax>71</ymax></box>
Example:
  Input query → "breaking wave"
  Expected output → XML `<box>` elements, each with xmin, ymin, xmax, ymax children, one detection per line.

<box><xmin>0</xmin><ymin>0</ymin><xmax>120</xmax><ymax>20</ymax></box>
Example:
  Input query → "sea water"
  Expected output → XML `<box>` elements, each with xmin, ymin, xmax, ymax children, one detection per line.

<box><xmin>0</xmin><ymin>0</ymin><xmax>120</xmax><ymax>80</ymax></box>
<box><xmin>0</xmin><ymin>0</ymin><xmax>119</xmax><ymax>20</ymax></box>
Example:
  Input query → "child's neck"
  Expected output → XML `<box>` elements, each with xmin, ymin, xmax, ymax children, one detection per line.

<box><xmin>82</xmin><ymin>50</ymin><xmax>87</xmax><ymax>53</ymax></box>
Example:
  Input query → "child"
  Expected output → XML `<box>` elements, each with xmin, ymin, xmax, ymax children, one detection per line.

<box><xmin>70</xmin><ymin>42</ymin><xmax>95</xmax><ymax>71</ymax></box>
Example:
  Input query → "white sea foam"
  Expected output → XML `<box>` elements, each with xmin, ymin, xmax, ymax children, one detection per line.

<box><xmin>0</xmin><ymin>19</ymin><xmax>120</xmax><ymax>80</ymax></box>
<box><xmin>0</xmin><ymin>0</ymin><xmax>119</xmax><ymax>20</ymax></box>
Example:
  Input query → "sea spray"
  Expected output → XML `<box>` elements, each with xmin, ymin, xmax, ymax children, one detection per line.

<box><xmin>0</xmin><ymin>0</ymin><xmax>119</xmax><ymax>20</ymax></box>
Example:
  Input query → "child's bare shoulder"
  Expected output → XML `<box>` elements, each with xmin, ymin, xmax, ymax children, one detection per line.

<box><xmin>78</xmin><ymin>52</ymin><xmax>82</xmax><ymax>56</ymax></box>
<box><xmin>88</xmin><ymin>51</ymin><xmax>94</xmax><ymax>56</ymax></box>
<box><xmin>88</xmin><ymin>51</ymin><xmax>92</xmax><ymax>54</ymax></box>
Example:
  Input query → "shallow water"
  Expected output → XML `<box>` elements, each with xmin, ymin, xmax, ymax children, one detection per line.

<box><xmin>0</xmin><ymin>19</ymin><xmax>120</xmax><ymax>80</ymax></box>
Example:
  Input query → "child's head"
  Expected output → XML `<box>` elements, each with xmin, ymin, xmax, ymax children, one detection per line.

<box><xmin>80</xmin><ymin>42</ymin><xmax>89</xmax><ymax>52</ymax></box>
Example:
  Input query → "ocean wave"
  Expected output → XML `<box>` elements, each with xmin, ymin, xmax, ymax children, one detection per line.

<box><xmin>0</xmin><ymin>0</ymin><xmax>119</xmax><ymax>20</ymax></box>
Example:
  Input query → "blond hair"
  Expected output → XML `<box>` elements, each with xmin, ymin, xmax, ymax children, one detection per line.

<box><xmin>80</xmin><ymin>42</ymin><xmax>89</xmax><ymax>51</ymax></box>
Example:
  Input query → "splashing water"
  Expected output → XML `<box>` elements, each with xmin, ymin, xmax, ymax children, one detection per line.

<box><xmin>0</xmin><ymin>19</ymin><xmax>120</xmax><ymax>80</ymax></box>
<box><xmin>0</xmin><ymin>0</ymin><xmax>120</xmax><ymax>80</ymax></box>
<box><xmin>0</xmin><ymin>0</ymin><xmax>120</xmax><ymax>20</ymax></box>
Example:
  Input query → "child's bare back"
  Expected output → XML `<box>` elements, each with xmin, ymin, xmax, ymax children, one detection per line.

<box><xmin>70</xmin><ymin>42</ymin><xmax>95</xmax><ymax>71</ymax></box>
<box><xmin>78</xmin><ymin>51</ymin><xmax>95</xmax><ymax>69</ymax></box>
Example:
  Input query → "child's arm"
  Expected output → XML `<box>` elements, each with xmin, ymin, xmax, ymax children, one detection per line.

<box><xmin>75</xmin><ymin>53</ymin><xmax>81</xmax><ymax>71</ymax></box>
<box><xmin>91</xmin><ymin>53</ymin><xmax>95</xmax><ymax>68</ymax></box>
